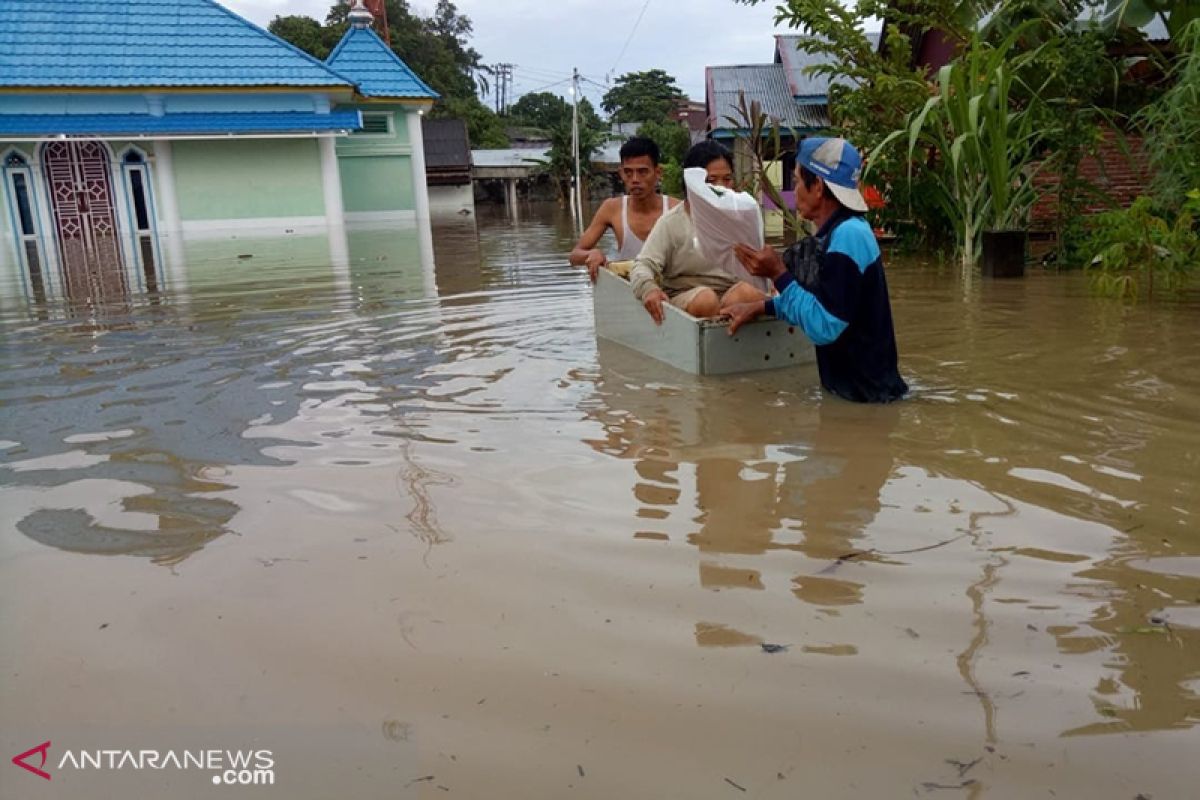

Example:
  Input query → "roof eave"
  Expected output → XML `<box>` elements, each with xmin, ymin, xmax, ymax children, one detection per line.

<box><xmin>0</xmin><ymin>84</ymin><xmax>356</xmax><ymax>94</ymax></box>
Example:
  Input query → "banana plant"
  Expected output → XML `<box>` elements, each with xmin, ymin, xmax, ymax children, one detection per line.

<box><xmin>870</xmin><ymin>21</ymin><xmax>1053</xmax><ymax>265</ymax></box>
<box><xmin>1100</xmin><ymin>0</ymin><xmax>1199</xmax><ymax>40</ymax></box>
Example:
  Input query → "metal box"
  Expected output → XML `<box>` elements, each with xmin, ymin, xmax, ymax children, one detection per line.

<box><xmin>592</xmin><ymin>267</ymin><xmax>815</xmax><ymax>375</ymax></box>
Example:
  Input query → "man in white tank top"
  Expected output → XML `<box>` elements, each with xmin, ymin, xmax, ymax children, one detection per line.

<box><xmin>569</xmin><ymin>137</ymin><xmax>681</xmax><ymax>282</ymax></box>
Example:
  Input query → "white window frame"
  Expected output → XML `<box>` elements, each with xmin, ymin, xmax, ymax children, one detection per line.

<box><xmin>1</xmin><ymin>148</ymin><xmax>54</xmax><ymax>296</ymax></box>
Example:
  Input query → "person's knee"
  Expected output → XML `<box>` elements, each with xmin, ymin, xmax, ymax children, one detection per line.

<box><xmin>721</xmin><ymin>282</ymin><xmax>766</xmax><ymax>308</ymax></box>
<box><xmin>685</xmin><ymin>289</ymin><xmax>721</xmax><ymax>317</ymax></box>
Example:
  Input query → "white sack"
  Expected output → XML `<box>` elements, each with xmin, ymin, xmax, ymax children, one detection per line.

<box><xmin>683</xmin><ymin>167</ymin><xmax>770</xmax><ymax>293</ymax></box>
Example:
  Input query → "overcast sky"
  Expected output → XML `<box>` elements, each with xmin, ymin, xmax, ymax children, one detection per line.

<box><xmin>219</xmin><ymin>0</ymin><xmax>793</xmax><ymax>105</ymax></box>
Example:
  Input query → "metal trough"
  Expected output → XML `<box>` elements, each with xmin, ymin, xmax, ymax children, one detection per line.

<box><xmin>592</xmin><ymin>267</ymin><xmax>815</xmax><ymax>375</ymax></box>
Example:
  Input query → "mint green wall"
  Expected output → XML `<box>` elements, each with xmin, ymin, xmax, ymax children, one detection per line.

<box><xmin>172</xmin><ymin>139</ymin><xmax>325</xmax><ymax>220</ymax></box>
<box><xmin>338</xmin><ymin>157</ymin><xmax>415</xmax><ymax>213</ymax></box>
<box><xmin>334</xmin><ymin>105</ymin><xmax>417</xmax><ymax>213</ymax></box>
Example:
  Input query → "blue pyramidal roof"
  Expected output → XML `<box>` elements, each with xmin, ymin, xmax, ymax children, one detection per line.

<box><xmin>326</xmin><ymin>26</ymin><xmax>438</xmax><ymax>100</ymax></box>
<box><xmin>0</xmin><ymin>0</ymin><xmax>354</xmax><ymax>89</ymax></box>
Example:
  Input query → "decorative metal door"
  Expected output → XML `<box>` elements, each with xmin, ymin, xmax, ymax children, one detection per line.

<box><xmin>42</xmin><ymin>140</ymin><xmax>127</xmax><ymax>305</ymax></box>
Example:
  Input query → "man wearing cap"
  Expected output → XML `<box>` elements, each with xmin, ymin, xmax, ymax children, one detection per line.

<box><xmin>726</xmin><ymin>137</ymin><xmax>907</xmax><ymax>403</ymax></box>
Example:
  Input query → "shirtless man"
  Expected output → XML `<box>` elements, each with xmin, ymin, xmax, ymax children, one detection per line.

<box><xmin>569</xmin><ymin>137</ymin><xmax>680</xmax><ymax>282</ymax></box>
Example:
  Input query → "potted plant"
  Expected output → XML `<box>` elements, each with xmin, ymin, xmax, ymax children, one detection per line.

<box><xmin>873</xmin><ymin>23</ymin><xmax>1049</xmax><ymax>274</ymax></box>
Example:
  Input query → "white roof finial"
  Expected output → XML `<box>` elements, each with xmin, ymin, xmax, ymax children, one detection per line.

<box><xmin>348</xmin><ymin>0</ymin><xmax>374</xmax><ymax>29</ymax></box>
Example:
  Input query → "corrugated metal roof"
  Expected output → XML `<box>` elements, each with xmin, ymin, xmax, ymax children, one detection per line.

<box><xmin>708</xmin><ymin>64</ymin><xmax>808</xmax><ymax>130</ymax></box>
<box><xmin>774</xmin><ymin>33</ymin><xmax>879</xmax><ymax>98</ymax></box>
<box><xmin>325</xmin><ymin>25</ymin><xmax>438</xmax><ymax>100</ymax></box>
<box><xmin>0</xmin><ymin>0</ymin><xmax>354</xmax><ymax>89</ymax></box>
<box><xmin>423</xmin><ymin>117</ymin><xmax>471</xmax><ymax>169</ymax></box>
<box><xmin>471</xmin><ymin>142</ymin><xmax>622</xmax><ymax>170</ymax></box>
<box><xmin>0</xmin><ymin>111</ymin><xmax>363</xmax><ymax>136</ymax></box>
<box><xmin>472</xmin><ymin>148</ymin><xmax>548</xmax><ymax>168</ymax></box>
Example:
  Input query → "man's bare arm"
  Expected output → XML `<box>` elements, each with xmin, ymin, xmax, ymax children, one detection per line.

<box><xmin>568</xmin><ymin>199</ymin><xmax>618</xmax><ymax>267</ymax></box>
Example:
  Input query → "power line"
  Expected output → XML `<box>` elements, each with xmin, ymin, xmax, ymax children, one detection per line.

<box><xmin>512</xmin><ymin>77</ymin><xmax>571</xmax><ymax>98</ymax></box>
<box><xmin>609</xmin><ymin>0</ymin><xmax>653</xmax><ymax>78</ymax></box>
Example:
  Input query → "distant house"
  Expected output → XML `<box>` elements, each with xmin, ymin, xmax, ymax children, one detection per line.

<box><xmin>0</xmin><ymin>0</ymin><xmax>435</xmax><ymax>300</ymax></box>
<box><xmin>422</xmin><ymin>117</ymin><xmax>474</xmax><ymax>215</ymax></box>
<box><xmin>704</xmin><ymin>34</ymin><xmax>879</xmax><ymax>209</ymax></box>
<box><xmin>707</xmin><ymin>34</ymin><xmax>880</xmax><ymax>141</ymax></box>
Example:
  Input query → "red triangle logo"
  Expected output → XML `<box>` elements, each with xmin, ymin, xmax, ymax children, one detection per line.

<box><xmin>12</xmin><ymin>740</ymin><xmax>52</xmax><ymax>781</ymax></box>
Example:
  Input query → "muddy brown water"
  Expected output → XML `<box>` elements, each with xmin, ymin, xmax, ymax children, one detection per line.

<box><xmin>1</xmin><ymin>205</ymin><xmax>1198</xmax><ymax>798</ymax></box>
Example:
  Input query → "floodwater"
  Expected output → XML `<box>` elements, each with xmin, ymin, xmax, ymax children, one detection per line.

<box><xmin>1</xmin><ymin>204</ymin><xmax>1198</xmax><ymax>799</ymax></box>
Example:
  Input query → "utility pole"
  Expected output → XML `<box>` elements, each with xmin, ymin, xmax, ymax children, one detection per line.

<box><xmin>491</xmin><ymin>63</ymin><xmax>513</xmax><ymax>115</ymax></box>
<box><xmin>571</xmin><ymin>67</ymin><xmax>583</xmax><ymax>231</ymax></box>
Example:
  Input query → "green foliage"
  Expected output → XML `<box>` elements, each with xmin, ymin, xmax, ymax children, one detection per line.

<box><xmin>1030</xmin><ymin>23</ymin><xmax>1123</xmax><ymax>261</ymax></box>
<box><xmin>635</xmin><ymin>120</ymin><xmax>690</xmax><ymax>166</ymax></box>
<box><xmin>436</xmin><ymin>95</ymin><xmax>508</xmax><ymax>148</ymax></box>
<box><xmin>737</xmin><ymin>0</ymin><xmax>968</xmax><ymax>247</ymax></box>
<box><xmin>601</xmin><ymin>70</ymin><xmax>686</xmax><ymax>123</ymax></box>
<box><xmin>268</xmin><ymin>15</ymin><xmax>339</xmax><ymax>60</ymax></box>
<box><xmin>509</xmin><ymin>92</ymin><xmax>571</xmax><ymax>130</ymax></box>
<box><xmin>508</xmin><ymin>92</ymin><xmax>603</xmax><ymax>135</ymax></box>
<box><xmin>875</xmin><ymin>23</ymin><xmax>1053</xmax><ymax>265</ymax></box>
<box><xmin>1084</xmin><ymin>191</ymin><xmax>1200</xmax><ymax>297</ymax></box>
<box><xmin>659</xmin><ymin>161</ymin><xmax>684</xmax><ymax>198</ymax></box>
<box><xmin>1137</xmin><ymin>19</ymin><xmax>1200</xmax><ymax>206</ymax></box>
<box><xmin>531</xmin><ymin>121</ymin><xmax>608</xmax><ymax>204</ymax></box>
<box><xmin>1100</xmin><ymin>0</ymin><xmax>1200</xmax><ymax>39</ymax></box>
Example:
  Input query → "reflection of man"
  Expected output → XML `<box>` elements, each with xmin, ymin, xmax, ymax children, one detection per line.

<box><xmin>569</xmin><ymin>137</ymin><xmax>679</xmax><ymax>282</ymax></box>
<box><xmin>628</xmin><ymin>141</ymin><xmax>766</xmax><ymax>324</ymax></box>
<box><xmin>726</xmin><ymin>137</ymin><xmax>908</xmax><ymax>404</ymax></box>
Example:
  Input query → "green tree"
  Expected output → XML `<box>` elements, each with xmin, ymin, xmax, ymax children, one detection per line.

<box><xmin>508</xmin><ymin>92</ymin><xmax>604</xmax><ymax>134</ymax></box>
<box><xmin>635</xmin><ymin>119</ymin><xmax>690</xmax><ymax>165</ymax></box>
<box><xmin>601</xmin><ymin>69</ymin><xmax>686</xmax><ymax>123</ymax></box>
<box><xmin>268</xmin><ymin>15</ymin><xmax>340</xmax><ymax>60</ymax></box>
<box><xmin>509</xmin><ymin>92</ymin><xmax>571</xmax><ymax>130</ymax></box>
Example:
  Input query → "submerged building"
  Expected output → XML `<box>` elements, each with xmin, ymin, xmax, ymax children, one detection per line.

<box><xmin>0</xmin><ymin>0</ymin><xmax>437</xmax><ymax>301</ymax></box>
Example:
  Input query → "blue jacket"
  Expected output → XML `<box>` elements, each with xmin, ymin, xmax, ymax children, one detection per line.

<box><xmin>763</xmin><ymin>210</ymin><xmax>907</xmax><ymax>403</ymax></box>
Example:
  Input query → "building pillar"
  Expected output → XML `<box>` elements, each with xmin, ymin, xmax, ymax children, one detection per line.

<box><xmin>151</xmin><ymin>139</ymin><xmax>187</xmax><ymax>290</ymax></box>
<box><xmin>152</xmin><ymin>139</ymin><xmax>182</xmax><ymax>234</ymax></box>
<box><xmin>318</xmin><ymin>136</ymin><xmax>346</xmax><ymax>226</ymax></box>
<box><xmin>405</xmin><ymin>109</ymin><xmax>432</xmax><ymax>223</ymax></box>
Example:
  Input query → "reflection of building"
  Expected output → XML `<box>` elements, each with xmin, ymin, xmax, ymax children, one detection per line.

<box><xmin>0</xmin><ymin>0</ymin><xmax>436</xmax><ymax>300</ymax></box>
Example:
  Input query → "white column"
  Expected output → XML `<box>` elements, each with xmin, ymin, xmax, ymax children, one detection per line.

<box><xmin>405</xmin><ymin>109</ymin><xmax>431</xmax><ymax>223</ymax></box>
<box><xmin>152</xmin><ymin>139</ymin><xmax>182</xmax><ymax>234</ymax></box>
<box><xmin>152</xmin><ymin>139</ymin><xmax>187</xmax><ymax>291</ymax></box>
<box><xmin>319</xmin><ymin>136</ymin><xmax>346</xmax><ymax>226</ymax></box>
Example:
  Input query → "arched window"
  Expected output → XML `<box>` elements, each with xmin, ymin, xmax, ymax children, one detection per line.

<box><xmin>3</xmin><ymin>152</ymin><xmax>37</xmax><ymax>236</ymax></box>
<box><xmin>120</xmin><ymin>148</ymin><xmax>152</xmax><ymax>233</ymax></box>
<box><xmin>1</xmin><ymin>149</ymin><xmax>48</xmax><ymax>298</ymax></box>
<box><xmin>119</xmin><ymin>147</ymin><xmax>161</xmax><ymax>291</ymax></box>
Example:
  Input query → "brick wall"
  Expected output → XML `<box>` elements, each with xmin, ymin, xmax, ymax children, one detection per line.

<box><xmin>1031</xmin><ymin>129</ymin><xmax>1152</xmax><ymax>227</ymax></box>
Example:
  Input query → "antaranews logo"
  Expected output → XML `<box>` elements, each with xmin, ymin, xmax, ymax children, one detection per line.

<box><xmin>12</xmin><ymin>740</ymin><xmax>51</xmax><ymax>780</ymax></box>
<box><xmin>11</xmin><ymin>740</ymin><xmax>276</xmax><ymax>786</ymax></box>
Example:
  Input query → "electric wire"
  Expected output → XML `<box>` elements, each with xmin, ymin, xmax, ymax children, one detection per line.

<box><xmin>609</xmin><ymin>0</ymin><xmax>654</xmax><ymax>77</ymax></box>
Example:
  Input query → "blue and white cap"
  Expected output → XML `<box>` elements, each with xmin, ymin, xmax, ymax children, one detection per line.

<box><xmin>798</xmin><ymin>137</ymin><xmax>868</xmax><ymax>212</ymax></box>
